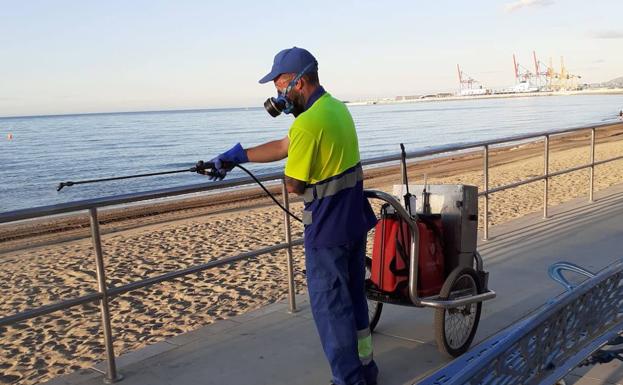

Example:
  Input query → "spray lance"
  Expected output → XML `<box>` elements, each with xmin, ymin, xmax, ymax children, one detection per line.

<box><xmin>57</xmin><ymin>160</ymin><xmax>302</xmax><ymax>223</ymax></box>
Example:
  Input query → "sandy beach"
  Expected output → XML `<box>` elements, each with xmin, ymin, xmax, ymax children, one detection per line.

<box><xmin>1</xmin><ymin>124</ymin><xmax>623</xmax><ymax>385</ymax></box>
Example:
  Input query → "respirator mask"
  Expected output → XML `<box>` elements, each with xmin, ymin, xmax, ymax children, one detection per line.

<box><xmin>264</xmin><ymin>62</ymin><xmax>316</xmax><ymax>118</ymax></box>
<box><xmin>264</xmin><ymin>91</ymin><xmax>292</xmax><ymax>118</ymax></box>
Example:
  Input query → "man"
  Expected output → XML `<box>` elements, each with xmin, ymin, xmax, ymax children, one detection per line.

<box><xmin>210</xmin><ymin>47</ymin><xmax>379</xmax><ymax>385</ymax></box>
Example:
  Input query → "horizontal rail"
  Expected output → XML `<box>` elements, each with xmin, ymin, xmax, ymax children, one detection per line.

<box><xmin>482</xmin><ymin>174</ymin><xmax>546</xmax><ymax>196</ymax></box>
<box><xmin>108</xmin><ymin>239</ymin><xmax>304</xmax><ymax>297</ymax></box>
<box><xmin>478</xmin><ymin>154</ymin><xmax>623</xmax><ymax>196</ymax></box>
<box><xmin>594</xmin><ymin>154</ymin><xmax>623</xmax><ymax>167</ymax></box>
<box><xmin>416</xmin><ymin>290</ymin><xmax>496</xmax><ymax>309</ymax></box>
<box><xmin>2</xmin><ymin>120</ymin><xmax>621</xmax><ymax>223</ymax></box>
<box><xmin>0</xmin><ymin>292</ymin><xmax>102</xmax><ymax>327</ymax></box>
<box><xmin>363</xmin><ymin>120</ymin><xmax>621</xmax><ymax>167</ymax></box>
<box><xmin>0</xmin><ymin>239</ymin><xmax>304</xmax><ymax>327</ymax></box>
<box><xmin>0</xmin><ymin>172</ymin><xmax>285</xmax><ymax>224</ymax></box>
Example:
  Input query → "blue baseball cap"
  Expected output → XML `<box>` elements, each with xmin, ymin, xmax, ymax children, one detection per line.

<box><xmin>258</xmin><ymin>47</ymin><xmax>318</xmax><ymax>84</ymax></box>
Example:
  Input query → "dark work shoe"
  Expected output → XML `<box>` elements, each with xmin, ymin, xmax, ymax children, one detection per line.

<box><xmin>363</xmin><ymin>360</ymin><xmax>379</xmax><ymax>385</ymax></box>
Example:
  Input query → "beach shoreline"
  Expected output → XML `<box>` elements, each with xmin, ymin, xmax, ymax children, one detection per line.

<box><xmin>0</xmin><ymin>123</ymin><xmax>622</xmax><ymax>385</ymax></box>
<box><xmin>2</xmin><ymin>123</ymin><xmax>622</xmax><ymax>254</ymax></box>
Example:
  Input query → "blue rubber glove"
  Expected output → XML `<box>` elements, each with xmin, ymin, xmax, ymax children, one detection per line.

<box><xmin>209</xmin><ymin>143</ymin><xmax>249</xmax><ymax>180</ymax></box>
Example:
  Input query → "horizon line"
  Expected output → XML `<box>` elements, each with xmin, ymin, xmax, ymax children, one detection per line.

<box><xmin>0</xmin><ymin>105</ymin><xmax>266</xmax><ymax>120</ymax></box>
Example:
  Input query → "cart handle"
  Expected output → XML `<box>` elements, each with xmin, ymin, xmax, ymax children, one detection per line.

<box><xmin>364</xmin><ymin>189</ymin><xmax>421</xmax><ymax>305</ymax></box>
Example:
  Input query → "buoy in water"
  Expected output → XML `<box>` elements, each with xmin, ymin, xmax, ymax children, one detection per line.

<box><xmin>7</xmin><ymin>133</ymin><xmax>13</xmax><ymax>140</ymax></box>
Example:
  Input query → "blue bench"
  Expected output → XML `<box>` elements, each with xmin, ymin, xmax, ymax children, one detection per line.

<box><xmin>416</xmin><ymin>260</ymin><xmax>623</xmax><ymax>385</ymax></box>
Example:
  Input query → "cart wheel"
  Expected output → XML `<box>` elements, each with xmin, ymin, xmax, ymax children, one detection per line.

<box><xmin>365</xmin><ymin>257</ymin><xmax>383</xmax><ymax>331</ymax></box>
<box><xmin>434</xmin><ymin>266</ymin><xmax>482</xmax><ymax>357</ymax></box>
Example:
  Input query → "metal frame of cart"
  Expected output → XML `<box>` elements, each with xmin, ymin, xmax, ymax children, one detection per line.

<box><xmin>363</xmin><ymin>189</ymin><xmax>496</xmax><ymax>357</ymax></box>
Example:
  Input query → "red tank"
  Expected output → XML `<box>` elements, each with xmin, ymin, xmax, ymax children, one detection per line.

<box><xmin>371</xmin><ymin>208</ymin><xmax>445</xmax><ymax>297</ymax></box>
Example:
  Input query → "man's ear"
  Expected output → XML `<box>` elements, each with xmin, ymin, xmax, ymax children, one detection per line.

<box><xmin>295</xmin><ymin>77</ymin><xmax>305</xmax><ymax>91</ymax></box>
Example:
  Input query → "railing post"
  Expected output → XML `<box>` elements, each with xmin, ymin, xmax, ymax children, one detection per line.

<box><xmin>281</xmin><ymin>179</ymin><xmax>297</xmax><ymax>313</ymax></box>
<box><xmin>89</xmin><ymin>208</ymin><xmax>123</xmax><ymax>383</ymax></box>
<box><xmin>589</xmin><ymin>127</ymin><xmax>596</xmax><ymax>202</ymax></box>
<box><xmin>483</xmin><ymin>145</ymin><xmax>489</xmax><ymax>241</ymax></box>
<box><xmin>543</xmin><ymin>135</ymin><xmax>549</xmax><ymax>218</ymax></box>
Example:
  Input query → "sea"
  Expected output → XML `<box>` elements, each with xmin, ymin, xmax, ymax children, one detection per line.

<box><xmin>1</xmin><ymin>94</ymin><xmax>622</xmax><ymax>213</ymax></box>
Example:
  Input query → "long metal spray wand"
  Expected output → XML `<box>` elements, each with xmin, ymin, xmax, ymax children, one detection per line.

<box><xmin>56</xmin><ymin>161</ymin><xmax>303</xmax><ymax>223</ymax></box>
<box><xmin>57</xmin><ymin>167</ymin><xmax>197</xmax><ymax>191</ymax></box>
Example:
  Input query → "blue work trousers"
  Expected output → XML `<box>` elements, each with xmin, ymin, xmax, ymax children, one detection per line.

<box><xmin>306</xmin><ymin>236</ymin><xmax>379</xmax><ymax>385</ymax></box>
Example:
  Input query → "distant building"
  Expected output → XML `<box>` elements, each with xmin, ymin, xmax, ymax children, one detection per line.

<box><xmin>458</xmin><ymin>87</ymin><xmax>490</xmax><ymax>96</ymax></box>
<box><xmin>395</xmin><ymin>95</ymin><xmax>422</xmax><ymax>101</ymax></box>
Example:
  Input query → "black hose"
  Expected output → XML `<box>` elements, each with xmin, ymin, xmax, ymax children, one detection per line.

<box><xmin>234</xmin><ymin>164</ymin><xmax>302</xmax><ymax>223</ymax></box>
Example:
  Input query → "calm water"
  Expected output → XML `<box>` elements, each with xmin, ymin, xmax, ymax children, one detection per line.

<box><xmin>1</xmin><ymin>94</ymin><xmax>622</xmax><ymax>213</ymax></box>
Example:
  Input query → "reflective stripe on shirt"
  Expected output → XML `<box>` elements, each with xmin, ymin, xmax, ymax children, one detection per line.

<box><xmin>302</xmin><ymin>163</ymin><xmax>376</xmax><ymax>247</ymax></box>
<box><xmin>303</xmin><ymin>164</ymin><xmax>364</xmax><ymax>204</ymax></box>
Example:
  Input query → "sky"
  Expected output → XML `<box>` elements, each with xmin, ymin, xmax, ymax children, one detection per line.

<box><xmin>1</xmin><ymin>0</ymin><xmax>622</xmax><ymax>117</ymax></box>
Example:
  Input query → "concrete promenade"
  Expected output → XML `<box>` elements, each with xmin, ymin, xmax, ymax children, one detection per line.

<box><xmin>46</xmin><ymin>183</ymin><xmax>623</xmax><ymax>385</ymax></box>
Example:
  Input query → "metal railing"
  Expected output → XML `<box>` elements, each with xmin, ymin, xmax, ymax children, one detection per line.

<box><xmin>0</xmin><ymin>120</ymin><xmax>621</xmax><ymax>382</ymax></box>
<box><xmin>417</xmin><ymin>260</ymin><xmax>623</xmax><ymax>385</ymax></box>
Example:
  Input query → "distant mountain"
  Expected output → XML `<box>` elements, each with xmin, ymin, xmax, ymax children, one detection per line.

<box><xmin>604</xmin><ymin>76</ymin><xmax>623</xmax><ymax>87</ymax></box>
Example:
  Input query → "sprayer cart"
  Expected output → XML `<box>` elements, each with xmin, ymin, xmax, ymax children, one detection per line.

<box><xmin>364</xmin><ymin>163</ymin><xmax>496</xmax><ymax>358</ymax></box>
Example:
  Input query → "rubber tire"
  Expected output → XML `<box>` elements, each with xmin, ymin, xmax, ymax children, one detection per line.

<box><xmin>365</xmin><ymin>257</ymin><xmax>383</xmax><ymax>332</ymax></box>
<box><xmin>434</xmin><ymin>266</ymin><xmax>482</xmax><ymax>357</ymax></box>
